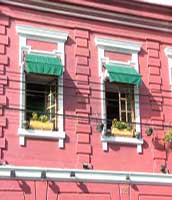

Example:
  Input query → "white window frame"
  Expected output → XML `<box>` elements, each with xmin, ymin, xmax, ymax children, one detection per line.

<box><xmin>95</xmin><ymin>37</ymin><xmax>143</xmax><ymax>153</ymax></box>
<box><xmin>16</xmin><ymin>25</ymin><xmax>68</xmax><ymax>148</ymax></box>
<box><xmin>165</xmin><ymin>47</ymin><xmax>172</xmax><ymax>87</ymax></box>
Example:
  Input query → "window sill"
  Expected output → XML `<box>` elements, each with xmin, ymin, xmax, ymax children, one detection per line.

<box><xmin>101</xmin><ymin>135</ymin><xmax>144</xmax><ymax>153</ymax></box>
<box><xmin>18</xmin><ymin>128</ymin><xmax>65</xmax><ymax>148</ymax></box>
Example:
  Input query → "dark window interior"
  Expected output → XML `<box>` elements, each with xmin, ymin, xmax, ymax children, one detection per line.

<box><xmin>25</xmin><ymin>73</ymin><xmax>57</xmax><ymax>130</ymax></box>
<box><xmin>105</xmin><ymin>81</ymin><xmax>134</xmax><ymax>129</ymax></box>
<box><xmin>106</xmin><ymin>91</ymin><xmax>119</xmax><ymax>129</ymax></box>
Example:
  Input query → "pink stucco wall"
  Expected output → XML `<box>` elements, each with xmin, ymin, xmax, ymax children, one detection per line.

<box><xmin>0</xmin><ymin>0</ymin><xmax>172</xmax><ymax>199</ymax></box>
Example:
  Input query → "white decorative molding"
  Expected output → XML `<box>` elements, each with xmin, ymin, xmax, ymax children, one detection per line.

<box><xmin>165</xmin><ymin>47</ymin><xmax>172</xmax><ymax>86</ymax></box>
<box><xmin>18</xmin><ymin>128</ymin><xmax>65</xmax><ymax>148</ymax></box>
<box><xmin>16</xmin><ymin>25</ymin><xmax>68</xmax><ymax>147</ymax></box>
<box><xmin>24</xmin><ymin>48</ymin><xmax>62</xmax><ymax>58</ymax></box>
<box><xmin>0</xmin><ymin>165</ymin><xmax>172</xmax><ymax>185</ymax></box>
<box><xmin>95</xmin><ymin>37</ymin><xmax>142</xmax><ymax>153</ymax></box>
<box><xmin>16</xmin><ymin>25</ymin><xmax>68</xmax><ymax>43</ymax></box>
<box><xmin>95</xmin><ymin>37</ymin><xmax>141</xmax><ymax>54</ymax></box>
<box><xmin>165</xmin><ymin>47</ymin><xmax>172</xmax><ymax>57</ymax></box>
<box><xmin>101</xmin><ymin>136</ymin><xmax>144</xmax><ymax>153</ymax></box>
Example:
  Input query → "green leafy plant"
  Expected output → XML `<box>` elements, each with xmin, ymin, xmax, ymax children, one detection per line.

<box><xmin>32</xmin><ymin>112</ymin><xmax>38</xmax><ymax>121</ymax></box>
<box><xmin>31</xmin><ymin>112</ymin><xmax>48</xmax><ymax>122</ymax></box>
<box><xmin>112</xmin><ymin>118</ymin><xmax>132</xmax><ymax>130</ymax></box>
<box><xmin>163</xmin><ymin>129</ymin><xmax>172</xmax><ymax>143</ymax></box>
<box><xmin>39</xmin><ymin>115</ymin><xmax>48</xmax><ymax>122</ymax></box>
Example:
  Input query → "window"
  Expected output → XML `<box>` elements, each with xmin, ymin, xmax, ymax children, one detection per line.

<box><xmin>103</xmin><ymin>62</ymin><xmax>140</xmax><ymax>138</ymax></box>
<box><xmin>95</xmin><ymin>36</ymin><xmax>143</xmax><ymax>153</ymax></box>
<box><xmin>105</xmin><ymin>81</ymin><xmax>135</xmax><ymax>134</ymax></box>
<box><xmin>23</xmin><ymin>53</ymin><xmax>62</xmax><ymax>131</ymax></box>
<box><xmin>25</xmin><ymin>73</ymin><xmax>58</xmax><ymax>131</ymax></box>
<box><xmin>165</xmin><ymin>47</ymin><xmax>172</xmax><ymax>86</ymax></box>
<box><xmin>16</xmin><ymin>25</ymin><xmax>68</xmax><ymax>148</ymax></box>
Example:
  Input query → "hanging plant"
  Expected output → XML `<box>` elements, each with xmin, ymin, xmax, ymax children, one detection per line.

<box><xmin>163</xmin><ymin>129</ymin><xmax>172</xmax><ymax>146</ymax></box>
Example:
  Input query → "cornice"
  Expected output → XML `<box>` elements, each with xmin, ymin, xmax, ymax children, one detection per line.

<box><xmin>1</xmin><ymin>0</ymin><xmax>172</xmax><ymax>33</ymax></box>
<box><xmin>0</xmin><ymin>165</ymin><xmax>172</xmax><ymax>185</ymax></box>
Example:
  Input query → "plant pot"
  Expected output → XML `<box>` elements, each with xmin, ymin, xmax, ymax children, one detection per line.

<box><xmin>111</xmin><ymin>127</ymin><xmax>134</xmax><ymax>137</ymax></box>
<box><xmin>96</xmin><ymin>123</ymin><xmax>104</xmax><ymax>132</ymax></box>
<box><xmin>29</xmin><ymin>120</ymin><xmax>53</xmax><ymax>131</ymax></box>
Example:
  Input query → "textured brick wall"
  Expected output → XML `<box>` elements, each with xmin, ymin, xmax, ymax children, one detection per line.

<box><xmin>146</xmin><ymin>39</ymin><xmax>166</xmax><ymax>172</ymax></box>
<box><xmin>0</xmin><ymin>15</ymin><xmax>9</xmax><ymax>163</ymax></box>
<box><xmin>74</xmin><ymin>29</ymin><xmax>92</xmax><ymax>168</ymax></box>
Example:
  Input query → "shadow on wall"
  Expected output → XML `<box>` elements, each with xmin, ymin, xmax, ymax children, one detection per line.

<box><xmin>18</xmin><ymin>180</ymin><xmax>31</xmax><ymax>194</ymax></box>
<box><xmin>49</xmin><ymin>182</ymin><xmax>60</xmax><ymax>194</ymax></box>
<box><xmin>140</xmin><ymin>81</ymin><xmax>163</xmax><ymax>128</ymax></box>
<box><xmin>77</xmin><ymin>182</ymin><xmax>89</xmax><ymax>193</ymax></box>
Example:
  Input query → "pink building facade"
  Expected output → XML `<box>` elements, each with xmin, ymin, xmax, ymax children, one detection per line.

<box><xmin>0</xmin><ymin>0</ymin><xmax>172</xmax><ymax>199</ymax></box>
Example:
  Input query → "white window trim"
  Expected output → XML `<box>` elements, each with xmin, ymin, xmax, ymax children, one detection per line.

<box><xmin>95</xmin><ymin>37</ymin><xmax>143</xmax><ymax>153</ymax></box>
<box><xmin>16</xmin><ymin>25</ymin><xmax>68</xmax><ymax>148</ymax></box>
<box><xmin>165</xmin><ymin>47</ymin><xmax>172</xmax><ymax>87</ymax></box>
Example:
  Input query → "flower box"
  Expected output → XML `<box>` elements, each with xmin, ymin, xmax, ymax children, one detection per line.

<box><xmin>29</xmin><ymin>120</ymin><xmax>53</xmax><ymax>131</ymax></box>
<box><xmin>111</xmin><ymin>127</ymin><xmax>134</xmax><ymax>137</ymax></box>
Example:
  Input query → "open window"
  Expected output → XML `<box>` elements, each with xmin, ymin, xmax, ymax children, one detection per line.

<box><xmin>23</xmin><ymin>53</ymin><xmax>62</xmax><ymax>131</ymax></box>
<box><xmin>95</xmin><ymin>36</ymin><xmax>143</xmax><ymax>153</ymax></box>
<box><xmin>25</xmin><ymin>73</ymin><xmax>58</xmax><ymax>131</ymax></box>
<box><xmin>104</xmin><ymin>62</ymin><xmax>141</xmax><ymax>138</ymax></box>
<box><xmin>100</xmin><ymin>62</ymin><xmax>144</xmax><ymax>153</ymax></box>
<box><xmin>18</xmin><ymin>52</ymin><xmax>65</xmax><ymax>147</ymax></box>
<box><xmin>16</xmin><ymin>25</ymin><xmax>68</xmax><ymax>148</ymax></box>
<box><xmin>106</xmin><ymin>81</ymin><xmax>135</xmax><ymax>137</ymax></box>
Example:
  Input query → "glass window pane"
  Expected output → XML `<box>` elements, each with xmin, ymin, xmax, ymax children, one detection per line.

<box><xmin>121</xmin><ymin>100</ymin><xmax>126</xmax><ymax>110</ymax></box>
<box><xmin>47</xmin><ymin>95</ymin><xmax>50</xmax><ymax>107</ymax></box>
<box><xmin>51</xmin><ymin>107</ymin><xmax>55</xmax><ymax>119</ymax></box>
<box><xmin>51</xmin><ymin>93</ymin><xmax>56</xmax><ymax>105</ymax></box>
<box><xmin>128</xmin><ymin>113</ymin><xmax>132</xmax><ymax>123</ymax></box>
<box><xmin>127</xmin><ymin>102</ymin><xmax>131</xmax><ymax>110</ymax></box>
<box><xmin>121</xmin><ymin>112</ymin><xmax>126</xmax><ymax>122</ymax></box>
<box><xmin>26</xmin><ymin>82</ymin><xmax>46</xmax><ymax>120</ymax></box>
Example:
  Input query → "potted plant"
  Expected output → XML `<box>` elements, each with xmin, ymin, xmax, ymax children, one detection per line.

<box><xmin>163</xmin><ymin>129</ymin><xmax>172</xmax><ymax>148</ymax></box>
<box><xmin>111</xmin><ymin>118</ymin><xmax>134</xmax><ymax>137</ymax></box>
<box><xmin>29</xmin><ymin>112</ymin><xmax>54</xmax><ymax>131</ymax></box>
<box><xmin>96</xmin><ymin>123</ymin><xmax>104</xmax><ymax>132</ymax></box>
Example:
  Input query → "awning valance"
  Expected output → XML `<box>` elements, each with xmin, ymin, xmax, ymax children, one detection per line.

<box><xmin>26</xmin><ymin>54</ymin><xmax>63</xmax><ymax>76</ymax></box>
<box><xmin>104</xmin><ymin>64</ymin><xmax>141</xmax><ymax>86</ymax></box>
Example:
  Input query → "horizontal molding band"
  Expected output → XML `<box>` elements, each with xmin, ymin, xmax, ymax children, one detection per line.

<box><xmin>1</xmin><ymin>0</ymin><xmax>172</xmax><ymax>33</ymax></box>
<box><xmin>0</xmin><ymin>165</ymin><xmax>172</xmax><ymax>185</ymax></box>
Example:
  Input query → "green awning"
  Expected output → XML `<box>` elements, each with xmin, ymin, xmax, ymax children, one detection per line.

<box><xmin>104</xmin><ymin>64</ymin><xmax>141</xmax><ymax>86</ymax></box>
<box><xmin>26</xmin><ymin>54</ymin><xmax>63</xmax><ymax>76</ymax></box>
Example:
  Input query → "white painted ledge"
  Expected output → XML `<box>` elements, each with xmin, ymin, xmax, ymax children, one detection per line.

<box><xmin>18</xmin><ymin>128</ymin><xmax>65</xmax><ymax>148</ymax></box>
<box><xmin>101</xmin><ymin>135</ymin><xmax>144</xmax><ymax>153</ymax></box>
<box><xmin>0</xmin><ymin>165</ymin><xmax>172</xmax><ymax>185</ymax></box>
